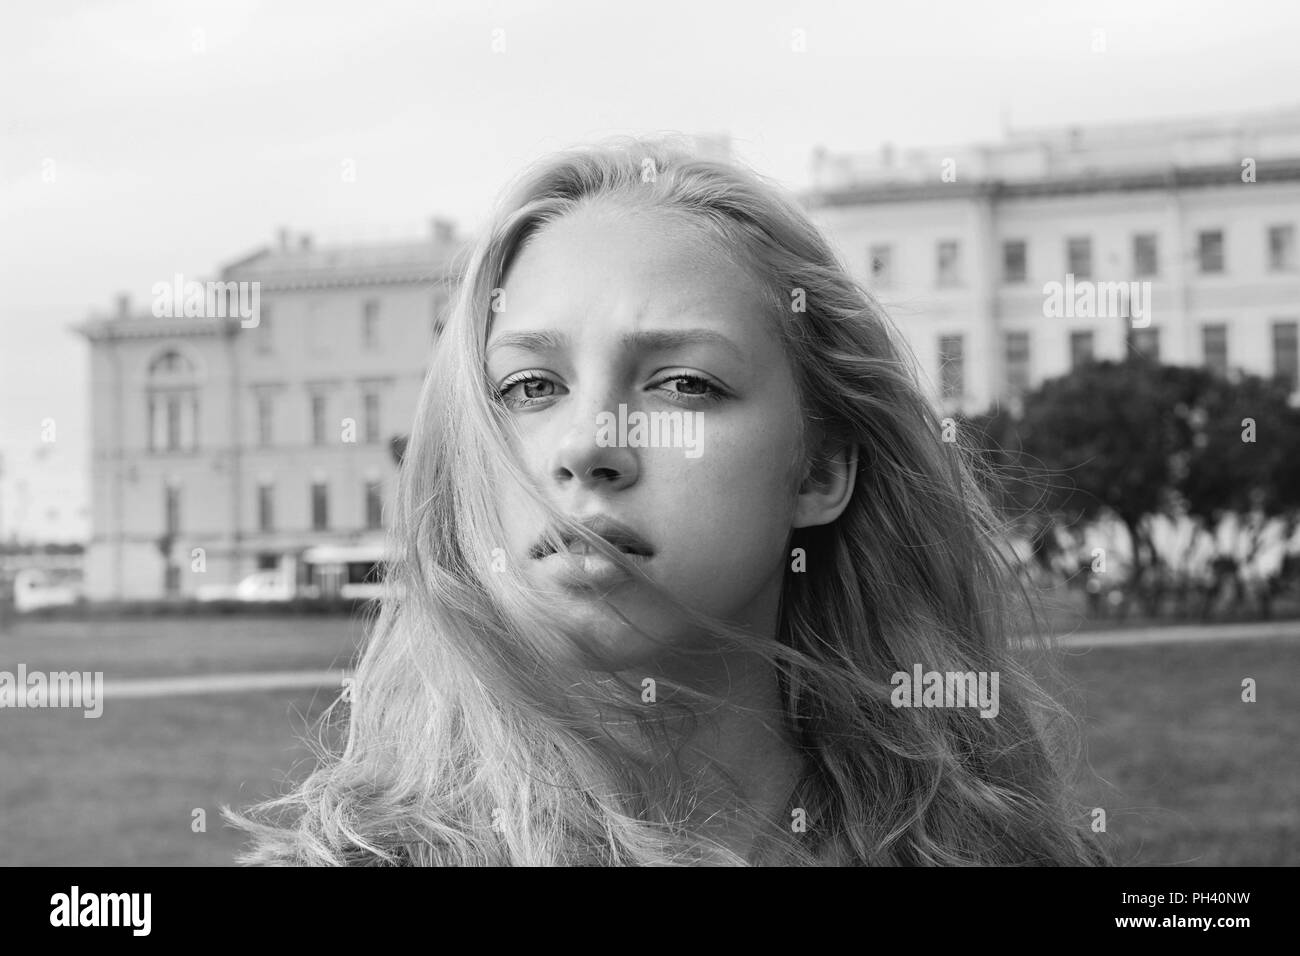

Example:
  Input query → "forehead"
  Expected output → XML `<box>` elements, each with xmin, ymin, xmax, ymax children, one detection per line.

<box><xmin>493</xmin><ymin>203</ymin><xmax>773</xmax><ymax>331</ymax></box>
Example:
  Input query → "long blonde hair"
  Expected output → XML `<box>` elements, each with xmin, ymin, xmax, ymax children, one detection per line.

<box><xmin>227</xmin><ymin>136</ymin><xmax>1107</xmax><ymax>866</ymax></box>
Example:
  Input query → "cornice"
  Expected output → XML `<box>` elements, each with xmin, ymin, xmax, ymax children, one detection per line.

<box><xmin>76</xmin><ymin>316</ymin><xmax>241</xmax><ymax>343</ymax></box>
<box><xmin>806</xmin><ymin>159</ymin><xmax>1300</xmax><ymax>209</ymax></box>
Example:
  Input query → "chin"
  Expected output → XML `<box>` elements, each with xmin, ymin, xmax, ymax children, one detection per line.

<box><xmin>536</xmin><ymin>593</ymin><xmax>686</xmax><ymax>673</ymax></box>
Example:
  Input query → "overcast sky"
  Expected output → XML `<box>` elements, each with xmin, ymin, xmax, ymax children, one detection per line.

<box><xmin>3</xmin><ymin>0</ymin><xmax>1298</xmax><ymax>541</ymax></box>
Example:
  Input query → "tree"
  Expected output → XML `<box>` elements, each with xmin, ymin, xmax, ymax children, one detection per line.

<box><xmin>1177</xmin><ymin>371</ymin><xmax>1300</xmax><ymax>617</ymax></box>
<box><xmin>1015</xmin><ymin>359</ymin><xmax>1203</xmax><ymax>615</ymax></box>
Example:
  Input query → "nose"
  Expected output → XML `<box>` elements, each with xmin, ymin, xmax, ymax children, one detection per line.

<box><xmin>548</xmin><ymin>398</ymin><xmax>639</xmax><ymax>493</ymax></box>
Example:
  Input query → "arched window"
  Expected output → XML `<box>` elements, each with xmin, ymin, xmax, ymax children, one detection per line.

<box><xmin>147</xmin><ymin>349</ymin><xmax>200</xmax><ymax>452</ymax></box>
<box><xmin>149</xmin><ymin>350</ymin><xmax>194</xmax><ymax>377</ymax></box>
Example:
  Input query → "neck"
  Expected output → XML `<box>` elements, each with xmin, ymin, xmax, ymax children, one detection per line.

<box><xmin>610</xmin><ymin>644</ymin><xmax>806</xmax><ymax>864</ymax></box>
<box><xmin>684</xmin><ymin>654</ymin><xmax>806</xmax><ymax>863</ymax></box>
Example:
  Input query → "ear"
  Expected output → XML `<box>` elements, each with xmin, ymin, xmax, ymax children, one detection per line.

<box><xmin>792</xmin><ymin>441</ymin><xmax>858</xmax><ymax>529</ymax></box>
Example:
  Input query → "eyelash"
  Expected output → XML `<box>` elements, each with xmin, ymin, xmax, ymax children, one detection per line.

<box><xmin>654</xmin><ymin>372</ymin><xmax>727</xmax><ymax>405</ymax></box>
<box><xmin>495</xmin><ymin>371</ymin><xmax>555</xmax><ymax>408</ymax></box>
<box><xmin>494</xmin><ymin>370</ymin><xmax>727</xmax><ymax>408</ymax></box>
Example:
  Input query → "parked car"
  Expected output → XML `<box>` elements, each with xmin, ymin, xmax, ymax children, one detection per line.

<box><xmin>13</xmin><ymin>568</ymin><xmax>84</xmax><ymax>612</ymax></box>
<box><xmin>234</xmin><ymin>570</ymin><xmax>294</xmax><ymax>602</ymax></box>
<box><xmin>195</xmin><ymin>571</ymin><xmax>293</xmax><ymax>603</ymax></box>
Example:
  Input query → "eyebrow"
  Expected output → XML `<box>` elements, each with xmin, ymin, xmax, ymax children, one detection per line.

<box><xmin>486</xmin><ymin>328</ymin><xmax>745</xmax><ymax>361</ymax></box>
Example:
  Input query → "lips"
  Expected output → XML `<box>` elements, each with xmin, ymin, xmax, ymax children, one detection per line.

<box><xmin>529</xmin><ymin>515</ymin><xmax>654</xmax><ymax>560</ymax></box>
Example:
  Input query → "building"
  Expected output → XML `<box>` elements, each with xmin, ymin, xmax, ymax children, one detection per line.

<box><xmin>804</xmin><ymin>106</ymin><xmax>1300</xmax><ymax>416</ymax></box>
<box><xmin>76</xmin><ymin>220</ymin><xmax>465</xmax><ymax>601</ymax></box>
<box><xmin>78</xmin><ymin>116</ymin><xmax>1300</xmax><ymax>599</ymax></box>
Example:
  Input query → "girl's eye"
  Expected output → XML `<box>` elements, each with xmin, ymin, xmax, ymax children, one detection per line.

<box><xmin>497</xmin><ymin>372</ymin><xmax>563</xmax><ymax>408</ymax></box>
<box><xmin>652</xmin><ymin>373</ymin><xmax>726</xmax><ymax>403</ymax></box>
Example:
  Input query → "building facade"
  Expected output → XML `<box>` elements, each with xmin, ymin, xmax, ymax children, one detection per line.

<box><xmin>804</xmin><ymin>107</ymin><xmax>1300</xmax><ymax>417</ymax></box>
<box><xmin>77</xmin><ymin>222</ymin><xmax>465</xmax><ymax>600</ymax></box>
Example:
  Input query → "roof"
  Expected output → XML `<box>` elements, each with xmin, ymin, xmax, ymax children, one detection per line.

<box><xmin>219</xmin><ymin>238</ymin><xmax>469</xmax><ymax>291</ymax></box>
<box><xmin>807</xmin><ymin>104</ymin><xmax>1300</xmax><ymax>205</ymax></box>
<box><xmin>805</xmin><ymin>158</ymin><xmax>1300</xmax><ymax>208</ymax></box>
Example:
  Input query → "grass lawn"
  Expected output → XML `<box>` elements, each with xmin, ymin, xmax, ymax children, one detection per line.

<box><xmin>2</xmin><ymin>615</ymin><xmax>368</xmax><ymax>680</ymax></box>
<box><xmin>2</xmin><ymin>616</ymin><xmax>1296</xmax><ymax>865</ymax></box>
<box><xmin>1047</xmin><ymin>635</ymin><xmax>1299</xmax><ymax>866</ymax></box>
<box><xmin>1</xmin><ymin>690</ymin><xmax>340</xmax><ymax>866</ymax></box>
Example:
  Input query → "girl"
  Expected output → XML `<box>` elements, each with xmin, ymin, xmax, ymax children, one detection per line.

<box><xmin>229</xmin><ymin>136</ymin><xmax>1107</xmax><ymax>866</ymax></box>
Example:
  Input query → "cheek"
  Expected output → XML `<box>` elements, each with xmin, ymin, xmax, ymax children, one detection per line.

<box><xmin>499</xmin><ymin>483</ymin><xmax>546</xmax><ymax>556</ymax></box>
<box><xmin>487</xmin><ymin>452</ymin><xmax>541</xmax><ymax>554</ymax></box>
<box><xmin>489</xmin><ymin>430</ymin><xmax>556</xmax><ymax>552</ymax></box>
<box><xmin>655</xmin><ymin>419</ymin><xmax>802</xmax><ymax>565</ymax></box>
<box><xmin>711</xmin><ymin>412</ymin><xmax>802</xmax><ymax>505</ymax></box>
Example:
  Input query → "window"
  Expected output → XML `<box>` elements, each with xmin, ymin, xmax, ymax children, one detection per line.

<box><xmin>1070</xmin><ymin>331</ymin><xmax>1095</xmax><ymax>369</ymax></box>
<box><xmin>147</xmin><ymin>349</ymin><xmax>199</xmax><ymax>453</ymax></box>
<box><xmin>362</xmin><ymin>299</ymin><xmax>381</xmax><ymax>350</ymax></box>
<box><xmin>306</xmin><ymin>301</ymin><xmax>328</xmax><ymax>356</ymax></box>
<box><xmin>1269</xmin><ymin>225</ymin><xmax>1296</xmax><ymax>272</ymax></box>
<box><xmin>869</xmin><ymin>244</ymin><xmax>893</xmax><ymax>287</ymax></box>
<box><xmin>1002</xmin><ymin>240</ymin><xmax>1027</xmax><ymax>284</ymax></box>
<box><xmin>1004</xmin><ymin>331</ymin><xmax>1030</xmax><ymax>395</ymax></box>
<box><xmin>364</xmin><ymin>391</ymin><xmax>380</xmax><ymax>444</ymax></box>
<box><xmin>256</xmin><ymin>393</ymin><xmax>273</xmax><ymax>447</ymax></box>
<box><xmin>186</xmin><ymin>396</ymin><xmax>199</xmax><ymax>449</ymax></box>
<box><xmin>151</xmin><ymin>351</ymin><xmax>191</xmax><ymax>375</ymax></box>
<box><xmin>311</xmin><ymin>394</ymin><xmax>327</xmax><ymax>446</ymax></box>
<box><xmin>1274</xmin><ymin>321</ymin><xmax>1299</xmax><ymax>391</ymax></box>
<box><xmin>166</xmin><ymin>396</ymin><xmax>183</xmax><ymax>449</ymax></box>
<box><xmin>1197</xmin><ymin>230</ymin><xmax>1225</xmax><ymax>274</ymax></box>
<box><xmin>1131</xmin><ymin>327</ymin><xmax>1160</xmax><ymax>362</ymax></box>
<box><xmin>258</xmin><ymin>483</ymin><xmax>274</xmax><ymax>532</ymax></box>
<box><xmin>938</xmin><ymin>334</ymin><xmax>964</xmax><ymax>398</ymax></box>
<box><xmin>1066</xmin><ymin>237</ymin><xmax>1092</xmax><ymax>279</ymax></box>
<box><xmin>165</xmin><ymin>485</ymin><xmax>180</xmax><ymax>535</ymax></box>
<box><xmin>148</xmin><ymin>401</ymin><xmax>164</xmax><ymax>451</ymax></box>
<box><xmin>311</xmin><ymin>481</ymin><xmax>329</xmax><ymax>531</ymax></box>
<box><xmin>1133</xmin><ymin>233</ymin><xmax>1159</xmax><ymax>278</ymax></box>
<box><xmin>257</xmin><ymin>553</ymin><xmax>278</xmax><ymax>571</ymax></box>
<box><xmin>365</xmin><ymin>480</ymin><xmax>383</xmax><ymax>530</ymax></box>
<box><xmin>936</xmin><ymin>241</ymin><xmax>961</xmax><ymax>287</ymax></box>
<box><xmin>1202</xmin><ymin>324</ymin><xmax>1228</xmax><ymax>377</ymax></box>
<box><xmin>255</xmin><ymin>306</ymin><xmax>272</xmax><ymax>354</ymax></box>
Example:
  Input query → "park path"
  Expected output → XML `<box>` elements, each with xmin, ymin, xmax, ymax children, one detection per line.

<box><xmin>95</xmin><ymin>619</ymin><xmax>1298</xmax><ymax>699</ymax></box>
<box><xmin>1052</xmin><ymin>619</ymin><xmax>1299</xmax><ymax>649</ymax></box>
<box><xmin>104</xmin><ymin>669</ymin><xmax>345</xmax><ymax>698</ymax></box>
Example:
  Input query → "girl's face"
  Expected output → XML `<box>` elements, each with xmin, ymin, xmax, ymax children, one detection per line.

<box><xmin>485</xmin><ymin>202</ymin><xmax>835</xmax><ymax>671</ymax></box>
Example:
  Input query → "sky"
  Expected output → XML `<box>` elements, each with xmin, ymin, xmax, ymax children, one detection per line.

<box><xmin>2</xmin><ymin>0</ymin><xmax>1298</xmax><ymax>542</ymax></box>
